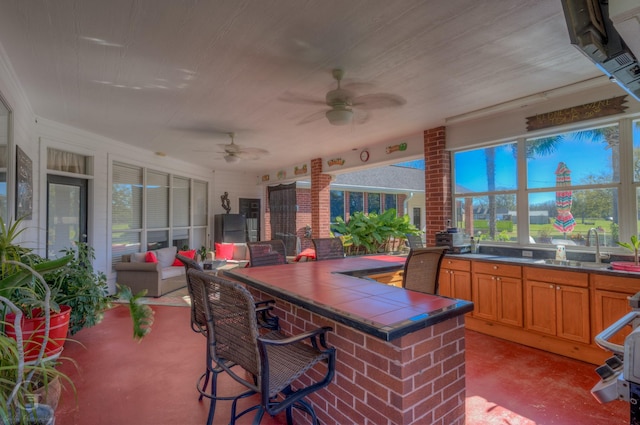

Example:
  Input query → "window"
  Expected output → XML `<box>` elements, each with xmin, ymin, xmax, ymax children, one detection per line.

<box><xmin>454</xmin><ymin>143</ymin><xmax>518</xmax><ymax>242</ymax></box>
<box><xmin>112</xmin><ymin>163</ymin><xmax>143</xmax><ymax>266</ymax></box>
<box><xmin>384</xmin><ymin>194</ymin><xmax>397</xmax><ymax>212</ymax></box>
<box><xmin>453</xmin><ymin>121</ymin><xmax>631</xmax><ymax>248</ymax></box>
<box><xmin>349</xmin><ymin>192</ymin><xmax>364</xmax><ymax>215</ymax></box>
<box><xmin>368</xmin><ymin>193</ymin><xmax>381</xmax><ymax>214</ymax></box>
<box><xmin>111</xmin><ymin>162</ymin><xmax>208</xmax><ymax>267</ymax></box>
<box><xmin>330</xmin><ymin>190</ymin><xmax>344</xmax><ymax>222</ymax></box>
<box><xmin>527</xmin><ymin>125</ymin><xmax>619</xmax><ymax>247</ymax></box>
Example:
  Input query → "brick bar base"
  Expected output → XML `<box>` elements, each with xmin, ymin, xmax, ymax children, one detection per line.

<box><xmin>250</xmin><ymin>288</ymin><xmax>467</xmax><ymax>425</ymax></box>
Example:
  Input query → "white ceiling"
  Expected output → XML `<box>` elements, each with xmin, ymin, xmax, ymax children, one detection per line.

<box><xmin>0</xmin><ymin>0</ymin><xmax>602</xmax><ymax>172</ymax></box>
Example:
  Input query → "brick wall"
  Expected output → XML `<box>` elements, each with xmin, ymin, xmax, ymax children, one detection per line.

<box><xmin>311</xmin><ymin>158</ymin><xmax>332</xmax><ymax>238</ymax></box>
<box><xmin>250</xmin><ymin>288</ymin><xmax>467</xmax><ymax>425</ymax></box>
<box><xmin>424</xmin><ymin>127</ymin><xmax>451</xmax><ymax>246</ymax></box>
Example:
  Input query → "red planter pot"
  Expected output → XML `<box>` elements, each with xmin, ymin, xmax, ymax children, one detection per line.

<box><xmin>5</xmin><ymin>305</ymin><xmax>72</xmax><ymax>362</ymax></box>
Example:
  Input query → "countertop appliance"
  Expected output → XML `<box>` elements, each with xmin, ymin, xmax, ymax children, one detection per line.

<box><xmin>592</xmin><ymin>291</ymin><xmax>640</xmax><ymax>423</ymax></box>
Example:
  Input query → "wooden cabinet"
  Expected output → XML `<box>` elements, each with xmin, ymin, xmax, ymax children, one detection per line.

<box><xmin>368</xmin><ymin>270</ymin><xmax>404</xmax><ymax>288</ymax></box>
<box><xmin>592</xmin><ymin>274</ymin><xmax>640</xmax><ymax>346</ymax></box>
<box><xmin>472</xmin><ymin>262</ymin><xmax>523</xmax><ymax>327</ymax></box>
<box><xmin>439</xmin><ymin>258</ymin><xmax>472</xmax><ymax>303</ymax></box>
<box><xmin>524</xmin><ymin>267</ymin><xmax>590</xmax><ymax>344</ymax></box>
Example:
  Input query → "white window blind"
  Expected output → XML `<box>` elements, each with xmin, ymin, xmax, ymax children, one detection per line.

<box><xmin>193</xmin><ymin>180</ymin><xmax>207</xmax><ymax>226</ymax></box>
<box><xmin>112</xmin><ymin>162</ymin><xmax>142</xmax><ymax>229</ymax></box>
<box><xmin>147</xmin><ymin>170</ymin><xmax>169</xmax><ymax>228</ymax></box>
<box><xmin>173</xmin><ymin>176</ymin><xmax>190</xmax><ymax>227</ymax></box>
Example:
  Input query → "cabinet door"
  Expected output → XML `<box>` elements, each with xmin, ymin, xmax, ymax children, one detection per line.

<box><xmin>473</xmin><ymin>274</ymin><xmax>497</xmax><ymax>322</ymax></box>
<box><xmin>556</xmin><ymin>285</ymin><xmax>590</xmax><ymax>344</ymax></box>
<box><xmin>438</xmin><ymin>269</ymin><xmax>452</xmax><ymax>297</ymax></box>
<box><xmin>452</xmin><ymin>270</ymin><xmax>472</xmax><ymax>302</ymax></box>
<box><xmin>497</xmin><ymin>276</ymin><xmax>523</xmax><ymax>327</ymax></box>
<box><xmin>525</xmin><ymin>280</ymin><xmax>556</xmax><ymax>336</ymax></box>
<box><xmin>594</xmin><ymin>290</ymin><xmax>632</xmax><ymax>346</ymax></box>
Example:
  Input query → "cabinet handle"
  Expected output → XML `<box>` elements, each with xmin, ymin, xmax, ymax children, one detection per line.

<box><xmin>491</xmin><ymin>276</ymin><xmax>496</xmax><ymax>280</ymax></box>
<box><xmin>493</xmin><ymin>265</ymin><xmax>498</xmax><ymax>270</ymax></box>
<box><xmin>497</xmin><ymin>277</ymin><xmax>501</xmax><ymax>281</ymax></box>
<box><xmin>549</xmin><ymin>284</ymin><xmax>554</xmax><ymax>289</ymax></box>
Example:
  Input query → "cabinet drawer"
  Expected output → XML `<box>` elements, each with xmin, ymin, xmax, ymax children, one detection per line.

<box><xmin>441</xmin><ymin>258</ymin><xmax>471</xmax><ymax>272</ymax></box>
<box><xmin>473</xmin><ymin>261</ymin><xmax>521</xmax><ymax>278</ymax></box>
<box><xmin>524</xmin><ymin>266</ymin><xmax>588</xmax><ymax>287</ymax></box>
<box><xmin>591</xmin><ymin>274</ymin><xmax>640</xmax><ymax>292</ymax></box>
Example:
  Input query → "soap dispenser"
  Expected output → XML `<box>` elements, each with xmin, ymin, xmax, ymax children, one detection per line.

<box><xmin>555</xmin><ymin>244</ymin><xmax>566</xmax><ymax>261</ymax></box>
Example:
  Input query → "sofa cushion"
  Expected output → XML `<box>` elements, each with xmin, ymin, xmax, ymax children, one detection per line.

<box><xmin>145</xmin><ymin>251</ymin><xmax>158</xmax><ymax>263</ymax></box>
<box><xmin>233</xmin><ymin>243</ymin><xmax>249</xmax><ymax>261</ymax></box>
<box><xmin>156</xmin><ymin>246</ymin><xmax>178</xmax><ymax>268</ymax></box>
<box><xmin>215</xmin><ymin>243</ymin><xmax>235</xmax><ymax>260</ymax></box>
<box><xmin>130</xmin><ymin>252</ymin><xmax>147</xmax><ymax>263</ymax></box>
<box><xmin>172</xmin><ymin>249</ymin><xmax>196</xmax><ymax>266</ymax></box>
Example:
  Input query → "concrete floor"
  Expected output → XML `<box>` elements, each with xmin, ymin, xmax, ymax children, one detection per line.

<box><xmin>54</xmin><ymin>304</ymin><xmax>628</xmax><ymax>425</ymax></box>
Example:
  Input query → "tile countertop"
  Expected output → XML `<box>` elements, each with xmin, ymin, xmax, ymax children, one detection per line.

<box><xmin>224</xmin><ymin>254</ymin><xmax>473</xmax><ymax>341</ymax></box>
<box><xmin>449</xmin><ymin>253</ymin><xmax>640</xmax><ymax>277</ymax></box>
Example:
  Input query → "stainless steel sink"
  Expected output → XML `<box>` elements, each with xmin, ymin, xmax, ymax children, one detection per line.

<box><xmin>534</xmin><ymin>259</ymin><xmax>610</xmax><ymax>269</ymax></box>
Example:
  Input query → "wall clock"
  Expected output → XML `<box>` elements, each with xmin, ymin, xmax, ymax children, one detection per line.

<box><xmin>360</xmin><ymin>149</ymin><xmax>370</xmax><ymax>162</ymax></box>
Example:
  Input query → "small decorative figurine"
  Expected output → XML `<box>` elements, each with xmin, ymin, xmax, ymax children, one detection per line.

<box><xmin>221</xmin><ymin>191</ymin><xmax>231</xmax><ymax>214</ymax></box>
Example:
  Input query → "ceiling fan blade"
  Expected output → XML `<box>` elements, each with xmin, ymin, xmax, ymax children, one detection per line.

<box><xmin>352</xmin><ymin>93</ymin><xmax>406</xmax><ymax>110</ymax></box>
<box><xmin>341</xmin><ymin>81</ymin><xmax>376</xmax><ymax>92</ymax></box>
<box><xmin>279</xmin><ymin>91</ymin><xmax>326</xmax><ymax>106</ymax></box>
<box><xmin>353</xmin><ymin>110</ymin><xmax>370</xmax><ymax>125</ymax></box>
<box><xmin>298</xmin><ymin>109</ymin><xmax>327</xmax><ymax>125</ymax></box>
<box><xmin>235</xmin><ymin>152</ymin><xmax>262</xmax><ymax>160</ymax></box>
<box><xmin>238</xmin><ymin>147</ymin><xmax>269</xmax><ymax>155</ymax></box>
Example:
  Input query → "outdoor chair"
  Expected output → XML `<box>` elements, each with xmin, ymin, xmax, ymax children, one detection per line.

<box><xmin>406</xmin><ymin>233</ymin><xmax>424</xmax><ymax>249</ymax></box>
<box><xmin>176</xmin><ymin>254</ymin><xmax>279</xmax><ymax>412</ymax></box>
<box><xmin>247</xmin><ymin>240</ymin><xmax>287</xmax><ymax>267</ymax></box>
<box><xmin>401</xmin><ymin>247</ymin><xmax>448</xmax><ymax>295</ymax></box>
<box><xmin>187</xmin><ymin>269</ymin><xmax>336</xmax><ymax>425</ymax></box>
<box><xmin>312</xmin><ymin>238</ymin><xmax>345</xmax><ymax>260</ymax></box>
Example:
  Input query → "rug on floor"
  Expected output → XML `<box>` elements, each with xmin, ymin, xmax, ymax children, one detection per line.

<box><xmin>113</xmin><ymin>286</ymin><xmax>191</xmax><ymax>307</ymax></box>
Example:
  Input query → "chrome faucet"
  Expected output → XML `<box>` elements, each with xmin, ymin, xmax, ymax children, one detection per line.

<box><xmin>587</xmin><ymin>228</ymin><xmax>609</xmax><ymax>264</ymax></box>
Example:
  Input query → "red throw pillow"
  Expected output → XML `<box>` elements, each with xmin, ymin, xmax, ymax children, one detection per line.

<box><xmin>172</xmin><ymin>249</ymin><xmax>196</xmax><ymax>266</ymax></box>
<box><xmin>145</xmin><ymin>251</ymin><xmax>158</xmax><ymax>263</ymax></box>
<box><xmin>215</xmin><ymin>243</ymin><xmax>235</xmax><ymax>260</ymax></box>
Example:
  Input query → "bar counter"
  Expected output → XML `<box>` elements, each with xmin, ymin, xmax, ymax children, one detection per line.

<box><xmin>224</xmin><ymin>254</ymin><xmax>473</xmax><ymax>425</ymax></box>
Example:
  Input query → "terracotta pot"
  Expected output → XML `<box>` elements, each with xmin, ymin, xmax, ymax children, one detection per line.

<box><xmin>5</xmin><ymin>305</ymin><xmax>71</xmax><ymax>362</ymax></box>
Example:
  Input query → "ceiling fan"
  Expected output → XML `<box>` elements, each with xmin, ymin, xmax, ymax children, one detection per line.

<box><xmin>216</xmin><ymin>132</ymin><xmax>269</xmax><ymax>163</ymax></box>
<box><xmin>280</xmin><ymin>68</ymin><xmax>406</xmax><ymax>126</ymax></box>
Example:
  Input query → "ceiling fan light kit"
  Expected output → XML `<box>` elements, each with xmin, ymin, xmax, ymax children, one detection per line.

<box><xmin>326</xmin><ymin>108</ymin><xmax>353</xmax><ymax>125</ymax></box>
<box><xmin>224</xmin><ymin>154</ymin><xmax>241</xmax><ymax>164</ymax></box>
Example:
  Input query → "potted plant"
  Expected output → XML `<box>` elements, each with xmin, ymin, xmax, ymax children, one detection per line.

<box><xmin>612</xmin><ymin>235</ymin><xmax>640</xmax><ymax>272</ymax></box>
<box><xmin>0</xmin><ymin>217</ymin><xmax>154</xmax><ymax>422</ymax></box>
<box><xmin>0</xmin><ymin>250</ymin><xmax>74</xmax><ymax>424</ymax></box>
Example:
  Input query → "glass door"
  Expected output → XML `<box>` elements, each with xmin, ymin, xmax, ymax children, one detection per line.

<box><xmin>47</xmin><ymin>175</ymin><xmax>87</xmax><ymax>258</ymax></box>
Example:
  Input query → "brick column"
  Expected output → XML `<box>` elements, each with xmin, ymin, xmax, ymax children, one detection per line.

<box><xmin>311</xmin><ymin>158</ymin><xmax>332</xmax><ymax>238</ymax></box>
<box><xmin>424</xmin><ymin>127</ymin><xmax>451</xmax><ymax>246</ymax></box>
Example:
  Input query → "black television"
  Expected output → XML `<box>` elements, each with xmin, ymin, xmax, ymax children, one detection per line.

<box><xmin>562</xmin><ymin>0</ymin><xmax>640</xmax><ymax>100</ymax></box>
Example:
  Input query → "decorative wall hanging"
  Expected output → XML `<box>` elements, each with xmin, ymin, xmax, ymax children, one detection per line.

<box><xmin>16</xmin><ymin>146</ymin><xmax>32</xmax><ymax>220</ymax></box>
<box><xmin>359</xmin><ymin>149</ymin><xmax>370</xmax><ymax>162</ymax></box>
<box><xmin>261</xmin><ymin>174</ymin><xmax>270</xmax><ymax>182</ymax></box>
<box><xmin>327</xmin><ymin>158</ymin><xmax>345</xmax><ymax>167</ymax></box>
<box><xmin>277</xmin><ymin>170</ymin><xmax>286</xmax><ymax>180</ymax></box>
<box><xmin>221</xmin><ymin>191</ymin><xmax>231</xmax><ymax>214</ymax></box>
<box><xmin>386</xmin><ymin>142</ymin><xmax>407</xmax><ymax>154</ymax></box>
<box><xmin>294</xmin><ymin>164</ymin><xmax>308</xmax><ymax>175</ymax></box>
<box><xmin>526</xmin><ymin>95</ymin><xmax>627</xmax><ymax>131</ymax></box>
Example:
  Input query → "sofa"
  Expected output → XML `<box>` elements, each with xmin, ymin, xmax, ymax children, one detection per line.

<box><xmin>115</xmin><ymin>244</ymin><xmax>250</xmax><ymax>297</ymax></box>
<box><xmin>115</xmin><ymin>246</ymin><xmax>189</xmax><ymax>297</ymax></box>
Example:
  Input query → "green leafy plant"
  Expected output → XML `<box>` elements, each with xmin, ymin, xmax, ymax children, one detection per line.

<box><xmin>331</xmin><ymin>209</ymin><xmax>420</xmax><ymax>255</ymax></box>
<box><xmin>45</xmin><ymin>242</ymin><xmax>113</xmax><ymax>335</ymax></box>
<box><xmin>617</xmin><ymin>235</ymin><xmax>640</xmax><ymax>266</ymax></box>
<box><xmin>197</xmin><ymin>246</ymin><xmax>208</xmax><ymax>263</ymax></box>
